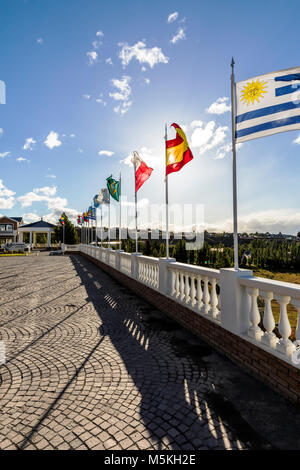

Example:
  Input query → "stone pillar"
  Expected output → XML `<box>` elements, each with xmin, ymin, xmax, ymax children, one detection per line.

<box><xmin>19</xmin><ymin>232</ymin><xmax>23</xmax><ymax>243</ymax></box>
<box><xmin>47</xmin><ymin>231</ymin><xmax>51</xmax><ymax>248</ymax></box>
<box><xmin>29</xmin><ymin>231</ymin><xmax>32</xmax><ymax>247</ymax></box>
<box><xmin>131</xmin><ymin>253</ymin><xmax>141</xmax><ymax>279</ymax></box>
<box><xmin>33</xmin><ymin>232</ymin><xmax>37</xmax><ymax>247</ymax></box>
<box><xmin>158</xmin><ymin>258</ymin><xmax>176</xmax><ymax>296</ymax></box>
<box><xmin>115</xmin><ymin>250</ymin><xmax>124</xmax><ymax>271</ymax></box>
<box><xmin>220</xmin><ymin>268</ymin><xmax>253</xmax><ymax>335</ymax></box>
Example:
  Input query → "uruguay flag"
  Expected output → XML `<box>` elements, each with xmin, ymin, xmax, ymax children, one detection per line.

<box><xmin>235</xmin><ymin>66</ymin><xmax>300</xmax><ymax>143</ymax></box>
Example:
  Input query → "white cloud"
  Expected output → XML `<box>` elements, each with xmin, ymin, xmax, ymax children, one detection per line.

<box><xmin>207</xmin><ymin>209</ymin><xmax>300</xmax><ymax>235</ymax></box>
<box><xmin>18</xmin><ymin>192</ymin><xmax>48</xmax><ymax>207</ymax></box>
<box><xmin>190</xmin><ymin>120</ymin><xmax>203</xmax><ymax>129</ymax></box>
<box><xmin>86</xmin><ymin>51</ymin><xmax>98</xmax><ymax>65</ymax></box>
<box><xmin>167</xmin><ymin>12</ymin><xmax>178</xmax><ymax>23</ymax></box>
<box><xmin>37</xmin><ymin>38</ymin><xmax>44</xmax><ymax>44</ymax></box>
<box><xmin>44</xmin><ymin>206</ymin><xmax>78</xmax><ymax>225</ymax></box>
<box><xmin>16</xmin><ymin>157</ymin><xmax>30</xmax><ymax>162</ymax></box>
<box><xmin>190</xmin><ymin>121</ymin><xmax>228</xmax><ymax>154</ymax></box>
<box><xmin>96</xmin><ymin>30</ymin><xmax>104</xmax><ymax>38</ymax></box>
<box><xmin>46</xmin><ymin>174</ymin><xmax>56</xmax><ymax>179</ymax></box>
<box><xmin>109</xmin><ymin>76</ymin><xmax>132</xmax><ymax>114</ymax></box>
<box><xmin>0</xmin><ymin>197</ymin><xmax>15</xmax><ymax>209</ymax></box>
<box><xmin>17</xmin><ymin>185</ymin><xmax>77</xmax><ymax>223</ymax></box>
<box><xmin>33</xmin><ymin>186</ymin><xmax>57</xmax><ymax>197</ymax></box>
<box><xmin>23</xmin><ymin>137</ymin><xmax>36</xmax><ymax>150</ymax></box>
<box><xmin>98</xmin><ymin>150</ymin><xmax>114</xmax><ymax>157</ymax></box>
<box><xmin>293</xmin><ymin>133</ymin><xmax>300</xmax><ymax>144</ymax></box>
<box><xmin>170</xmin><ymin>28</ymin><xmax>186</xmax><ymax>44</ymax></box>
<box><xmin>70</xmin><ymin>134</ymin><xmax>75</xmax><ymax>138</ymax></box>
<box><xmin>144</xmin><ymin>78</ymin><xmax>150</xmax><ymax>85</ymax></box>
<box><xmin>22</xmin><ymin>212</ymin><xmax>40</xmax><ymax>223</ymax></box>
<box><xmin>141</xmin><ymin>66</ymin><xmax>146</xmax><ymax>72</ymax></box>
<box><xmin>118</xmin><ymin>41</ymin><xmax>169</xmax><ymax>68</ymax></box>
<box><xmin>0</xmin><ymin>151</ymin><xmax>10</xmax><ymax>158</ymax></box>
<box><xmin>0</xmin><ymin>180</ymin><xmax>15</xmax><ymax>209</ymax></box>
<box><xmin>106</xmin><ymin>57</ymin><xmax>113</xmax><ymax>65</ymax></box>
<box><xmin>0</xmin><ymin>180</ymin><xmax>15</xmax><ymax>197</ymax></box>
<box><xmin>82</xmin><ymin>94</ymin><xmax>91</xmax><ymax>100</ymax></box>
<box><xmin>206</xmin><ymin>97</ymin><xmax>231</xmax><ymax>115</ymax></box>
<box><xmin>214</xmin><ymin>142</ymin><xmax>243</xmax><ymax>159</ymax></box>
<box><xmin>92</xmin><ymin>40</ymin><xmax>101</xmax><ymax>49</ymax></box>
<box><xmin>96</xmin><ymin>94</ymin><xmax>107</xmax><ymax>105</ymax></box>
<box><xmin>113</xmin><ymin>101</ymin><xmax>132</xmax><ymax>115</ymax></box>
<box><xmin>109</xmin><ymin>75</ymin><xmax>131</xmax><ymax>101</ymax></box>
<box><xmin>44</xmin><ymin>131</ymin><xmax>62</xmax><ymax>150</ymax></box>
<box><xmin>0</xmin><ymin>128</ymin><xmax>3</xmax><ymax>137</ymax></box>
<box><xmin>77</xmin><ymin>147</ymin><xmax>83</xmax><ymax>153</ymax></box>
<box><xmin>121</xmin><ymin>147</ymin><xmax>161</xmax><ymax>168</ymax></box>
<box><xmin>122</xmin><ymin>198</ymin><xmax>150</xmax><ymax>209</ymax></box>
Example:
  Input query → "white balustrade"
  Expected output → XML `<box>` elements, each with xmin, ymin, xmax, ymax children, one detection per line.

<box><xmin>109</xmin><ymin>250</ymin><xmax>116</xmax><ymax>268</ymax></box>
<box><xmin>167</xmin><ymin>263</ymin><xmax>220</xmax><ymax>322</ymax></box>
<box><xmin>240</xmin><ymin>277</ymin><xmax>300</xmax><ymax>360</ymax></box>
<box><xmin>120</xmin><ymin>252</ymin><xmax>132</xmax><ymax>275</ymax></box>
<box><xmin>137</xmin><ymin>256</ymin><xmax>159</xmax><ymax>289</ymax></box>
<box><xmin>77</xmin><ymin>244</ymin><xmax>300</xmax><ymax>367</ymax></box>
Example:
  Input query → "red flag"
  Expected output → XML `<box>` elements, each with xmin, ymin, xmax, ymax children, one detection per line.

<box><xmin>132</xmin><ymin>151</ymin><xmax>153</xmax><ymax>192</ymax></box>
<box><xmin>166</xmin><ymin>123</ymin><xmax>193</xmax><ymax>176</ymax></box>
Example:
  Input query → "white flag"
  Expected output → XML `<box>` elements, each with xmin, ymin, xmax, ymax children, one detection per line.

<box><xmin>235</xmin><ymin>66</ymin><xmax>300</xmax><ymax>143</ymax></box>
<box><xmin>96</xmin><ymin>188</ymin><xmax>110</xmax><ymax>204</ymax></box>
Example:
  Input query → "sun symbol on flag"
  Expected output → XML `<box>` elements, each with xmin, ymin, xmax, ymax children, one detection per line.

<box><xmin>240</xmin><ymin>79</ymin><xmax>267</xmax><ymax>105</ymax></box>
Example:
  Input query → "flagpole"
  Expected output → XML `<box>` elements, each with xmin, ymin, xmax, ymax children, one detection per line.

<box><xmin>100</xmin><ymin>205</ymin><xmax>103</xmax><ymax>247</ymax></box>
<box><xmin>108</xmin><ymin>193</ymin><xmax>111</xmax><ymax>249</ymax></box>
<box><xmin>119</xmin><ymin>172</ymin><xmax>122</xmax><ymax>249</ymax></box>
<box><xmin>95</xmin><ymin>207</ymin><xmax>97</xmax><ymax>247</ymax></box>
<box><xmin>134</xmin><ymin>158</ymin><xmax>138</xmax><ymax>253</ymax></box>
<box><xmin>231</xmin><ymin>57</ymin><xmax>239</xmax><ymax>270</ymax></box>
<box><xmin>165</xmin><ymin>123</ymin><xmax>169</xmax><ymax>259</ymax></box>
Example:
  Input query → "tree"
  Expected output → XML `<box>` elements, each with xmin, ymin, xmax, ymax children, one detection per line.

<box><xmin>53</xmin><ymin>213</ymin><xmax>79</xmax><ymax>245</ymax></box>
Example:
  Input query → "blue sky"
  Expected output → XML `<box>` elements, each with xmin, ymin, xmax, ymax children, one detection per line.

<box><xmin>1</xmin><ymin>0</ymin><xmax>300</xmax><ymax>233</ymax></box>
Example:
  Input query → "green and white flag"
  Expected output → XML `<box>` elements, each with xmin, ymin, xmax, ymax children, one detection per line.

<box><xmin>106</xmin><ymin>175</ymin><xmax>120</xmax><ymax>202</ymax></box>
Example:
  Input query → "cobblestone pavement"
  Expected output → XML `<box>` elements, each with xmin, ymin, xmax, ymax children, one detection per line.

<box><xmin>1</xmin><ymin>253</ymin><xmax>300</xmax><ymax>450</ymax></box>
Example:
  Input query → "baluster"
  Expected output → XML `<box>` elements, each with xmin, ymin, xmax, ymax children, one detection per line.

<box><xmin>180</xmin><ymin>272</ymin><xmax>185</xmax><ymax>301</ymax></box>
<box><xmin>175</xmin><ymin>270</ymin><xmax>180</xmax><ymax>298</ymax></box>
<box><xmin>294</xmin><ymin>300</ymin><xmax>300</xmax><ymax>343</ymax></box>
<box><xmin>190</xmin><ymin>274</ymin><xmax>196</xmax><ymax>307</ymax></box>
<box><xmin>196</xmin><ymin>275</ymin><xmax>203</xmax><ymax>311</ymax></box>
<box><xmin>202</xmin><ymin>277</ymin><xmax>210</xmax><ymax>314</ymax></box>
<box><xmin>261</xmin><ymin>291</ymin><xmax>278</xmax><ymax>348</ymax></box>
<box><xmin>246</xmin><ymin>288</ymin><xmax>263</xmax><ymax>341</ymax></box>
<box><xmin>276</xmin><ymin>295</ymin><xmax>296</xmax><ymax>357</ymax></box>
<box><xmin>209</xmin><ymin>278</ymin><xmax>219</xmax><ymax>319</ymax></box>
<box><xmin>171</xmin><ymin>270</ymin><xmax>176</xmax><ymax>296</ymax></box>
<box><xmin>185</xmin><ymin>274</ymin><xmax>190</xmax><ymax>304</ymax></box>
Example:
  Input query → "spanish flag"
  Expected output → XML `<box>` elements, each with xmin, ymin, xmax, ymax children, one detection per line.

<box><xmin>166</xmin><ymin>123</ymin><xmax>193</xmax><ymax>176</ymax></box>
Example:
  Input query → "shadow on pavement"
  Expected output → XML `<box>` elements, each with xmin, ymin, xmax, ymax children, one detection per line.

<box><xmin>70</xmin><ymin>254</ymin><xmax>275</xmax><ymax>450</ymax></box>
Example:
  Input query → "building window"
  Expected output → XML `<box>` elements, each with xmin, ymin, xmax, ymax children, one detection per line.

<box><xmin>6</xmin><ymin>225</ymin><xmax>13</xmax><ymax>231</ymax></box>
<box><xmin>0</xmin><ymin>225</ymin><xmax>5</xmax><ymax>231</ymax></box>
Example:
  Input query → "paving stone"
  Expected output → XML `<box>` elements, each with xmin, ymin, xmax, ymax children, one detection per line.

<box><xmin>0</xmin><ymin>253</ymin><xmax>291</xmax><ymax>451</ymax></box>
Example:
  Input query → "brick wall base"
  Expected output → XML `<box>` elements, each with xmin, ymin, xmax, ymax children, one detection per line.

<box><xmin>77</xmin><ymin>252</ymin><xmax>300</xmax><ymax>405</ymax></box>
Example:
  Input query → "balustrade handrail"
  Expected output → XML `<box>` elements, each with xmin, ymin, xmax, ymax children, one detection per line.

<box><xmin>167</xmin><ymin>261</ymin><xmax>220</xmax><ymax>279</ymax></box>
<box><xmin>137</xmin><ymin>255</ymin><xmax>159</xmax><ymax>264</ymax></box>
<box><xmin>239</xmin><ymin>275</ymin><xmax>300</xmax><ymax>299</ymax></box>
